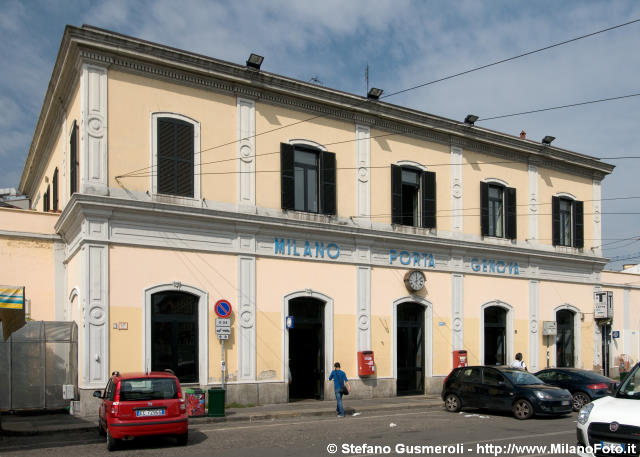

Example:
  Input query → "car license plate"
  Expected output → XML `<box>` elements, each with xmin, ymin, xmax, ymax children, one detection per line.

<box><xmin>561</xmin><ymin>400</ymin><xmax>569</xmax><ymax>405</ymax></box>
<box><xmin>600</xmin><ymin>441</ymin><xmax>626</xmax><ymax>453</ymax></box>
<box><xmin>136</xmin><ymin>408</ymin><xmax>165</xmax><ymax>417</ymax></box>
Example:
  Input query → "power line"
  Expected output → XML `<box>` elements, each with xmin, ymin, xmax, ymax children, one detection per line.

<box><xmin>478</xmin><ymin>93</ymin><xmax>640</xmax><ymax>122</ymax></box>
<box><xmin>115</xmin><ymin>18</ymin><xmax>640</xmax><ymax>179</ymax></box>
<box><xmin>379</xmin><ymin>19</ymin><xmax>640</xmax><ymax>100</ymax></box>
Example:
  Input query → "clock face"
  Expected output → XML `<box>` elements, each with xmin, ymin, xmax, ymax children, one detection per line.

<box><xmin>408</xmin><ymin>271</ymin><xmax>425</xmax><ymax>291</ymax></box>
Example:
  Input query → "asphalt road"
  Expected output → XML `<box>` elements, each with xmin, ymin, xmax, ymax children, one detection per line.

<box><xmin>1</xmin><ymin>408</ymin><xmax>579</xmax><ymax>457</ymax></box>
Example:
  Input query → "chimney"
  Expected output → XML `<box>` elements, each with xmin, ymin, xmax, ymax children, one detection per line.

<box><xmin>520</xmin><ymin>130</ymin><xmax>526</xmax><ymax>139</ymax></box>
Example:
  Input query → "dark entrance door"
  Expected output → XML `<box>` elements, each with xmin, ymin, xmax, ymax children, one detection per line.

<box><xmin>151</xmin><ymin>291</ymin><xmax>198</xmax><ymax>383</ymax></box>
<box><xmin>484</xmin><ymin>306</ymin><xmax>507</xmax><ymax>366</ymax></box>
<box><xmin>556</xmin><ymin>309</ymin><xmax>575</xmax><ymax>367</ymax></box>
<box><xmin>288</xmin><ymin>297</ymin><xmax>324</xmax><ymax>400</ymax></box>
<box><xmin>397</xmin><ymin>302</ymin><xmax>425</xmax><ymax>395</ymax></box>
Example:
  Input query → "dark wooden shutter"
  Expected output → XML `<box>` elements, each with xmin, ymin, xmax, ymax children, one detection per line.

<box><xmin>505</xmin><ymin>186</ymin><xmax>517</xmax><ymax>239</ymax></box>
<box><xmin>70</xmin><ymin>122</ymin><xmax>78</xmax><ymax>195</ymax></box>
<box><xmin>52</xmin><ymin>168</ymin><xmax>59</xmax><ymax>211</ymax></box>
<box><xmin>43</xmin><ymin>185</ymin><xmax>50</xmax><ymax>212</ymax></box>
<box><xmin>552</xmin><ymin>196</ymin><xmax>560</xmax><ymax>246</ymax></box>
<box><xmin>421</xmin><ymin>171</ymin><xmax>436</xmax><ymax>228</ymax></box>
<box><xmin>391</xmin><ymin>165</ymin><xmax>402</xmax><ymax>224</ymax></box>
<box><xmin>157</xmin><ymin>118</ymin><xmax>194</xmax><ymax>198</ymax></box>
<box><xmin>480</xmin><ymin>181</ymin><xmax>489</xmax><ymax>236</ymax></box>
<box><xmin>320</xmin><ymin>151</ymin><xmax>336</xmax><ymax>215</ymax></box>
<box><xmin>280</xmin><ymin>143</ymin><xmax>295</xmax><ymax>210</ymax></box>
<box><xmin>573</xmin><ymin>200</ymin><xmax>584</xmax><ymax>248</ymax></box>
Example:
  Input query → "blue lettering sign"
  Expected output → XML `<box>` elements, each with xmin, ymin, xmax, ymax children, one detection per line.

<box><xmin>275</xmin><ymin>238</ymin><xmax>285</xmax><ymax>255</ymax></box>
<box><xmin>315</xmin><ymin>242</ymin><xmax>325</xmax><ymax>258</ymax></box>
<box><xmin>400</xmin><ymin>251</ymin><xmax>411</xmax><ymax>265</ymax></box>
<box><xmin>496</xmin><ymin>261</ymin><xmax>505</xmax><ymax>273</ymax></box>
<box><xmin>390</xmin><ymin>249</ymin><xmax>398</xmax><ymax>263</ymax></box>
<box><xmin>428</xmin><ymin>254</ymin><xmax>435</xmax><ymax>268</ymax></box>
<box><xmin>471</xmin><ymin>258</ymin><xmax>480</xmax><ymax>272</ymax></box>
<box><xmin>303</xmin><ymin>241</ymin><xmax>312</xmax><ymax>257</ymax></box>
<box><xmin>292</xmin><ymin>240</ymin><xmax>300</xmax><ymax>256</ymax></box>
<box><xmin>470</xmin><ymin>258</ymin><xmax>518</xmax><ymax>275</ymax></box>
<box><xmin>327</xmin><ymin>243</ymin><xmax>340</xmax><ymax>259</ymax></box>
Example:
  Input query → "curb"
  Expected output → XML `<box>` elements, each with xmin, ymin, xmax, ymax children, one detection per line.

<box><xmin>0</xmin><ymin>401</ymin><xmax>443</xmax><ymax>437</ymax></box>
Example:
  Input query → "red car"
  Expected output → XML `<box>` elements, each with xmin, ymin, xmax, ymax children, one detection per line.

<box><xmin>94</xmin><ymin>370</ymin><xmax>188</xmax><ymax>451</ymax></box>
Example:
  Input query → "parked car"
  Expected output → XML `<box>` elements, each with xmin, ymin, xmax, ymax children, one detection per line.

<box><xmin>94</xmin><ymin>370</ymin><xmax>188</xmax><ymax>451</ymax></box>
<box><xmin>441</xmin><ymin>365</ymin><xmax>573</xmax><ymax>419</ymax></box>
<box><xmin>577</xmin><ymin>362</ymin><xmax>640</xmax><ymax>457</ymax></box>
<box><xmin>535</xmin><ymin>368</ymin><xmax>618</xmax><ymax>412</ymax></box>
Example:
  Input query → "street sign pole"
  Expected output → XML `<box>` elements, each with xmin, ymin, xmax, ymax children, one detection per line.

<box><xmin>221</xmin><ymin>339</ymin><xmax>225</xmax><ymax>389</ymax></box>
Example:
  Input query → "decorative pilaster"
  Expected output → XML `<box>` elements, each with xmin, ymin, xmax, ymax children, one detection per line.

<box><xmin>593</xmin><ymin>179</ymin><xmax>602</xmax><ymax>255</ymax></box>
<box><xmin>237</xmin><ymin>255</ymin><xmax>256</xmax><ymax>380</ymax></box>
<box><xmin>355</xmin><ymin>125</ymin><xmax>370</xmax><ymax>218</ymax></box>
<box><xmin>528</xmin><ymin>280</ymin><xmax>539</xmax><ymax>372</ymax></box>
<box><xmin>528</xmin><ymin>164</ymin><xmax>539</xmax><ymax>241</ymax></box>
<box><xmin>450</xmin><ymin>146</ymin><xmax>463</xmax><ymax>232</ymax></box>
<box><xmin>237</xmin><ymin>98</ymin><xmax>256</xmax><ymax>206</ymax></box>
<box><xmin>451</xmin><ymin>274</ymin><xmax>464</xmax><ymax>350</ymax></box>
<box><xmin>81</xmin><ymin>64</ymin><xmax>108</xmax><ymax>196</ymax></box>
<box><xmin>357</xmin><ymin>266</ymin><xmax>371</xmax><ymax>351</ymax></box>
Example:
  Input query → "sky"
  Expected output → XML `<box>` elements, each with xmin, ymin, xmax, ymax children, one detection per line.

<box><xmin>1</xmin><ymin>0</ymin><xmax>639</xmax><ymax>269</ymax></box>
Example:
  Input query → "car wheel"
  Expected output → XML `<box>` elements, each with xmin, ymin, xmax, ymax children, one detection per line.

<box><xmin>572</xmin><ymin>392</ymin><xmax>591</xmax><ymax>412</ymax></box>
<box><xmin>176</xmin><ymin>431</ymin><xmax>188</xmax><ymax>446</ymax></box>
<box><xmin>106</xmin><ymin>428</ymin><xmax>118</xmax><ymax>452</ymax></box>
<box><xmin>444</xmin><ymin>393</ymin><xmax>462</xmax><ymax>412</ymax></box>
<box><xmin>512</xmin><ymin>399</ymin><xmax>534</xmax><ymax>420</ymax></box>
<box><xmin>97</xmin><ymin>419</ymin><xmax>106</xmax><ymax>437</ymax></box>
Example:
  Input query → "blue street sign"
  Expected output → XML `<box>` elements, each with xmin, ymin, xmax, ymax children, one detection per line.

<box><xmin>612</xmin><ymin>330</ymin><xmax>620</xmax><ymax>339</ymax></box>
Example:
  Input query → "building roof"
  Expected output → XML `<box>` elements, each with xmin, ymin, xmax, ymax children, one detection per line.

<box><xmin>19</xmin><ymin>24</ymin><xmax>615</xmax><ymax>195</ymax></box>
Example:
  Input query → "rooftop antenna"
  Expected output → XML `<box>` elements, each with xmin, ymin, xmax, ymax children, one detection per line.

<box><xmin>365</xmin><ymin>63</ymin><xmax>369</xmax><ymax>94</ymax></box>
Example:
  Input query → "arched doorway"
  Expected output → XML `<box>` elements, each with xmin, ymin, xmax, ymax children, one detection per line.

<box><xmin>397</xmin><ymin>302</ymin><xmax>425</xmax><ymax>395</ymax></box>
<box><xmin>484</xmin><ymin>306</ymin><xmax>508</xmax><ymax>366</ymax></box>
<box><xmin>556</xmin><ymin>309</ymin><xmax>575</xmax><ymax>367</ymax></box>
<box><xmin>150</xmin><ymin>290</ymin><xmax>199</xmax><ymax>383</ymax></box>
<box><xmin>288</xmin><ymin>297</ymin><xmax>325</xmax><ymax>400</ymax></box>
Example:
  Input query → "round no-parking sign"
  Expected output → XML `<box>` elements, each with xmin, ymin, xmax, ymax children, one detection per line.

<box><xmin>215</xmin><ymin>299</ymin><xmax>232</xmax><ymax>318</ymax></box>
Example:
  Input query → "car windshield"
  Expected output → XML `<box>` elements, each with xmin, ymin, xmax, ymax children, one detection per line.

<box><xmin>119</xmin><ymin>378</ymin><xmax>178</xmax><ymax>401</ymax></box>
<box><xmin>616</xmin><ymin>365</ymin><xmax>640</xmax><ymax>400</ymax></box>
<box><xmin>502</xmin><ymin>370</ymin><xmax>544</xmax><ymax>385</ymax></box>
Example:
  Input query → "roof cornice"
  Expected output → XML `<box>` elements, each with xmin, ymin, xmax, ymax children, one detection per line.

<box><xmin>20</xmin><ymin>25</ymin><xmax>615</xmax><ymax>195</ymax></box>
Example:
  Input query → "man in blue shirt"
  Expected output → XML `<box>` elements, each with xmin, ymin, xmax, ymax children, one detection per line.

<box><xmin>328</xmin><ymin>362</ymin><xmax>351</xmax><ymax>417</ymax></box>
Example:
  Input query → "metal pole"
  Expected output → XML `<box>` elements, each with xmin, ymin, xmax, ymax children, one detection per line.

<box><xmin>221</xmin><ymin>339</ymin><xmax>225</xmax><ymax>389</ymax></box>
<box><xmin>546</xmin><ymin>335</ymin><xmax>550</xmax><ymax>368</ymax></box>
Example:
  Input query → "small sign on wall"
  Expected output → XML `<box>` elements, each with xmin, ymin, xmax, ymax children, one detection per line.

<box><xmin>542</xmin><ymin>321</ymin><xmax>557</xmax><ymax>336</ymax></box>
<box><xmin>113</xmin><ymin>322</ymin><xmax>129</xmax><ymax>330</ymax></box>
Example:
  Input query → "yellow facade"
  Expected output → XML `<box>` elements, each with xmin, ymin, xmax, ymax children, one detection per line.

<box><xmin>6</xmin><ymin>26</ymin><xmax>637</xmax><ymax>414</ymax></box>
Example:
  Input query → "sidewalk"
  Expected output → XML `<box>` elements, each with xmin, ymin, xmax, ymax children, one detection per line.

<box><xmin>0</xmin><ymin>395</ymin><xmax>443</xmax><ymax>436</ymax></box>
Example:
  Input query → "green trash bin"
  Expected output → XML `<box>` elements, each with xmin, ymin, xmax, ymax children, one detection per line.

<box><xmin>207</xmin><ymin>388</ymin><xmax>226</xmax><ymax>417</ymax></box>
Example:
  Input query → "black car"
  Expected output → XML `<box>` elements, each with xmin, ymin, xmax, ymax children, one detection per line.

<box><xmin>441</xmin><ymin>366</ymin><xmax>573</xmax><ymax>419</ymax></box>
<box><xmin>534</xmin><ymin>368</ymin><xmax>618</xmax><ymax>411</ymax></box>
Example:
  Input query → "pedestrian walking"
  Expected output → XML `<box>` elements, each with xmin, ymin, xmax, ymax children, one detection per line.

<box><xmin>510</xmin><ymin>352</ymin><xmax>527</xmax><ymax>371</ymax></box>
<box><xmin>328</xmin><ymin>362</ymin><xmax>350</xmax><ymax>417</ymax></box>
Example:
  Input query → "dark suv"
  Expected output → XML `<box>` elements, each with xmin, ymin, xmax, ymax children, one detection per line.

<box><xmin>441</xmin><ymin>366</ymin><xmax>572</xmax><ymax>419</ymax></box>
<box><xmin>94</xmin><ymin>370</ymin><xmax>188</xmax><ymax>451</ymax></box>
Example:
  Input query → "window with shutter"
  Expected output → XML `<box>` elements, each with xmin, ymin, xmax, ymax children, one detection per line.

<box><xmin>481</xmin><ymin>182</ymin><xmax>516</xmax><ymax>239</ymax></box>
<box><xmin>69</xmin><ymin>121</ymin><xmax>79</xmax><ymax>195</ymax></box>
<box><xmin>52</xmin><ymin>168</ymin><xmax>59</xmax><ymax>211</ymax></box>
<box><xmin>280</xmin><ymin>143</ymin><xmax>336</xmax><ymax>215</ymax></box>
<box><xmin>552</xmin><ymin>196</ymin><xmax>583</xmax><ymax>248</ymax></box>
<box><xmin>156</xmin><ymin>117</ymin><xmax>194</xmax><ymax>198</ymax></box>
<box><xmin>390</xmin><ymin>165</ymin><xmax>436</xmax><ymax>228</ymax></box>
<box><xmin>43</xmin><ymin>185</ymin><xmax>50</xmax><ymax>212</ymax></box>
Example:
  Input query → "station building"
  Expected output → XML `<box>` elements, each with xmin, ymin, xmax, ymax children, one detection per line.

<box><xmin>2</xmin><ymin>25</ymin><xmax>640</xmax><ymax>415</ymax></box>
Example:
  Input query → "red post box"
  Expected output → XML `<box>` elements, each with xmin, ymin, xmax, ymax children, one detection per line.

<box><xmin>453</xmin><ymin>350</ymin><xmax>468</xmax><ymax>368</ymax></box>
<box><xmin>358</xmin><ymin>351</ymin><xmax>375</xmax><ymax>376</ymax></box>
